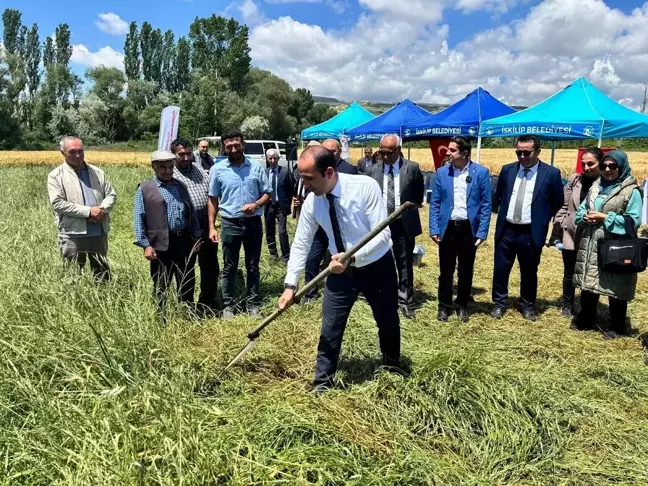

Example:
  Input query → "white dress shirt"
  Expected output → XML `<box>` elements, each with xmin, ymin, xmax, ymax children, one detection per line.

<box><xmin>450</xmin><ymin>162</ymin><xmax>471</xmax><ymax>221</ymax></box>
<box><xmin>506</xmin><ymin>163</ymin><xmax>539</xmax><ymax>225</ymax></box>
<box><xmin>285</xmin><ymin>173</ymin><xmax>392</xmax><ymax>286</ymax></box>
<box><xmin>382</xmin><ymin>160</ymin><xmax>401</xmax><ymax>210</ymax></box>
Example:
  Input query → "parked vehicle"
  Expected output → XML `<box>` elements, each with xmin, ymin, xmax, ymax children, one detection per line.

<box><xmin>212</xmin><ymin>140</ymin><xmax>289</xmax><ymax>168</ymax></box>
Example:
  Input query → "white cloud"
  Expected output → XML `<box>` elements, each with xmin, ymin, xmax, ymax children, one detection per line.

<box><xmin>94</xmin><ymin>13</ymin><xmax>129</xmax><ymax>36</ymax></box>
<box><xmin>249</xmin><ymin>0</ymin><xmax>648</xmax><ymax>109</ymax></box>
<box><xmin>71</xmin><ymin>44</ymin><xmax>125</xmax><ymax>70</ymax></box>
<box><xmin>228</xmin><ymin>0</ymin><xmax>267</xmax><ymax>26</ymax></box>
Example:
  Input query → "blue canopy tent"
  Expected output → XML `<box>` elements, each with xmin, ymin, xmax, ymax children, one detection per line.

<box><xmin>345</xmin><ymin>99</ymin><xmax>431</xmax><ymax>142</ymax></box>
<box><xmin>301</xmin><ymin>102</ymin><xmax>375</xmax><ymax>141</ymax></box>
<box><xmin>401</xmin><ymin>87</ymin><xmax>516</xmax><ymax>162</ymax></box>
<box><xmin>479</xmin><ymin>77</ymin><xmax>648</xmax><ymax>165</ymax></box>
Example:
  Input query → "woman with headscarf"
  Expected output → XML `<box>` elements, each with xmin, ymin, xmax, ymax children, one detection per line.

<box><xmin>550</xmin><ymin>148</ymin><xmax>602</xmax><ymax>317</ymax></box>
<box><xmin>572</xmin><ymin>150</ymin><xmax>642</xmax><ymax>338</ymax></box>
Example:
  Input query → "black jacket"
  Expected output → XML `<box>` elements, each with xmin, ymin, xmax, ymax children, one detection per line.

<box><xmin>366</xmin><ymin>158</ymin><xmax>424</xmax><ymax>239</ymax></box>
<box><xmin>266</xmin><ymin>165</ymin><xmax>295</xmax><ymax>215</ymax></box>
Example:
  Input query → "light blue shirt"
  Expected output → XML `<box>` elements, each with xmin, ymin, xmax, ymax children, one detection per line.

<box><xmin>209</xmin><ymin>158</ymin><xmax>271</xmax><ymax>218</ymax></box>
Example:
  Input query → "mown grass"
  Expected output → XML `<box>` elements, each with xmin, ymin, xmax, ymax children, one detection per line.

<box><xmin>1</xmin><ymin>165</ymin><xmax>648</xmax><ymax>484</ymax></box>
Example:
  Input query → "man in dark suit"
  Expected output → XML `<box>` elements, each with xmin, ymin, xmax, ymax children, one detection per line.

<box><xmin>366</xmin><ymin>134</ymin><xmax>424</xmax><ymax>318</ymax></box>
<box><xmin>491</xmin><ymin>135</ymin><xmax>564</xmax><ymax>321</ymax></box>
<box><xmin>265</xmin><ymin>148</ymin><xmax>294</xmax><ymax>264</ymax></box>
<box><xmin>295</xmin><ymin>138</ymin><xmax>358</xmax><ymax>301</ymax></box>
<box><xmin>357</xmin><ymin>147</ymin><xmax>374</xmax><ymax>173</ymax></box>
<box><xmin>429</xmin><ymin>137</ymin><xmax>492</xmax><ymax>323</ymax></box>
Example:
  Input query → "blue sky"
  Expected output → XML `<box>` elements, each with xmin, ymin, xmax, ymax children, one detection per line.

<box><xmin>6</xmin><ymin>0</ymin><xmax>648</xmax><ymax>107</ymax></box>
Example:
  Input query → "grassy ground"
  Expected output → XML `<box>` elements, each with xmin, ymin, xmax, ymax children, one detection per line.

<box><xmin>1</xmin><ymin>165</ymin><xmax>648</xmax><ymax>484</ymax></box>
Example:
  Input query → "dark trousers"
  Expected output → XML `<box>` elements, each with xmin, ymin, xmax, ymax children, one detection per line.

<box><xmin>150</xmin><ymin>233</ymin><xmax>194</xmax><ymax>312</ymax></box>
<box><xmin>265</xmin><ymin>202</ymin><xmax>290</xmax><ymax>261</ymax></box>
<box><xmin>492</xmin><ymin>223</ymin><xmax>543</xmax><ymax>311</ymax></box>
<box><xmin>59</xmin><ymin>234</ymin><xmax>110</xmax><ymax>282</ymax></box>
<box><xmin>315</xmin><ymin>252</ymin><xmax>401</xmax><ymax>387</ymax></box>
<box><xmin>561</xmin><ymin>249</ymin><xmax>577</xmax><ymax>304</ymax></box>
<box><xmin>304</xmin><ymin>227</ymin><xmax>329</xmax><ymax>300</ymax></box>
<box><xmin>221</xmin><ymin>216</ymin><xmax>262</xmax><ymax>309</ymax></box>
<box><xmin>578</xmin><ymin>290</ymin><xmax>628</xmax><ymax>331</ymax></box>
<box><xmin>188</xmin><ymin>236</ymin><xmax>220</xmax><ymax>308</ymax></box>
<box><xmin>390</xmin><ymin>220</ymin><xmax>415</xmax><ymax>307</ymax></box>
<box><xmin>438</xmin><ymin>220</ymin><xmax>477</xmax><ymax>308</ymax></box>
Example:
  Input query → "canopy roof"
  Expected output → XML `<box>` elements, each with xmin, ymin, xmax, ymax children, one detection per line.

<box><xmin>301</xmin><ymin>102</ymin><xmax>375</xmax><ymax>141</ymax></box>
<box><xmin>402</xmin><ymin>88</ymin><xmax>515</xmax><ymax>140</ymax></box>
<box><xmin>346</xmin><ymin>99</ymin><xmax>431</xmax><ymax>141</ymax></box>
<box><xmin>480</xmin><ymin>77</ymin><xmax>648</xmax><ymax>140</ymax></box>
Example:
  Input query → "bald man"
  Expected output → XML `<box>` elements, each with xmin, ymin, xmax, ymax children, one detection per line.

<box><xmin>301</xmin><ymin>138</ymin><xmax>359</xmax><ymax>302</ymax></box>
<box><xmin>366</xmin><ymin>134</ymin><xmax>424</xmax><ymax>319</ymax></box>
<box><xmin>193</xmin><ymin>140</ymin><xmax>214</xmax><ymax>171</ymax></box>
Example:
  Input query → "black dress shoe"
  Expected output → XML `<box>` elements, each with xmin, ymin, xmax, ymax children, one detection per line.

<box><xmin>457</xmin><ymin>307</ymin><xmax>470</xmax><ymax>323</ymax></box>
<box><xmin>490</xmin><ymin>306</ymin><xmax>505</xmax><ymax>319</ymax></box>
<box><xmin>437</xmin><ymin>307</ymin><xmax>449</xmax><ymax>322</ymax></box>
<box><xmin>521</xmin><ymin>309</ymin><xmax>537</xmax><ymax>322</ymax></box>
<box><xmin>400</xmin><ymin>305</ymin><xmax>416</xmax><ymax>319</ymax></box>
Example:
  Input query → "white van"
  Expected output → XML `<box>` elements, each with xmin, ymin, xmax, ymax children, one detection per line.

<box><xmin>243</xmin><ymin>140</ymin><xmax>288</xmax><ymax>168</ymax></box>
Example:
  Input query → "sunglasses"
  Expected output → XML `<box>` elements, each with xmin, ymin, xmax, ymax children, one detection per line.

<box><xmin>515</xmin><ymin>149</ymin><xmax>535</xmax><ymax>158</ymax></box>
<box><xmin>379</xmin><ymin>149</ymin><xmax>397</xmax><ymax>156</ymax></box>
<box><xmin>601</xmin><ymin>163</ymin><xmax>619</xmax><ymax>171</ymax></box>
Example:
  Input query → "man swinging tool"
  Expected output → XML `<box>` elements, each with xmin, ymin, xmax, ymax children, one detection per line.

<box><xmin>278</xmin><ymin>145</ymin><xmax>402</xmax><ymax>393</ymax></box>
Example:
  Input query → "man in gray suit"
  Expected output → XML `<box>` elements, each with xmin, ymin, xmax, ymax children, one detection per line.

<box><xmin>366</xmin><ymin>134</ymin><xmax>424</xmax><ymax>318</ymax></box>
<box><xmin>357</xmin><ymin>147</ymin><xmax>374</xmax><ymax>173</ymax></box>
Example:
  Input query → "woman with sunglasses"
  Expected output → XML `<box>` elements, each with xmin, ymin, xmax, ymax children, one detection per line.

<box><xmin>550</xmin><ymin>148</ymin><xmax>602</xmax><ymax>317</ymax></box>
<box><xmin>572</xmin><ymin>150</ymin><xmax>642</xmax><ymax>338</ymax></box>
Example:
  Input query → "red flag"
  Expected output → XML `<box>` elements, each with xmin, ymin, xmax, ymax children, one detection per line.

<box><xmin>576</xmin><ymin>147</ymin><xmax>615</xmax><ymax>173</ymax></box>
<box><xmin>429</xmin><ymin>139</ymin><xmax>451</xmax><ymax>169</ymax></box>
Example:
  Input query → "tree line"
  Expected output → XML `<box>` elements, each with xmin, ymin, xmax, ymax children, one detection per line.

<box><xmin>0</xmin><ymin>9</ymin><xmax>338</xmax><ymax>150</ymax></box>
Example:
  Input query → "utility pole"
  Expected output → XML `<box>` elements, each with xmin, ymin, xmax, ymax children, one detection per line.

<box><xmin>641</xmin><ymin>84</ymin><xmax>648</xmax><ymax>114</ymax></box>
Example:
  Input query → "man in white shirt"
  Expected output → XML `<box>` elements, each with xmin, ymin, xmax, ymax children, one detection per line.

<box><xmin>491</xmin><ymin>135</ymin><xmax>564</xmax><ymax>321</ymax></box>
<box><xmin>278</xmin><ymin>146</ymin><xmax>401</xmax><ymax>393</ymax></box>
<box><xmin>365</xmin><ymin>134</ymin><xmax>424</xmax><ymax>318</ymax></box>
<box><xmin>429</xmin><ymin>137</ymin><xmax>491</xmax><ymax>322</ymax></box>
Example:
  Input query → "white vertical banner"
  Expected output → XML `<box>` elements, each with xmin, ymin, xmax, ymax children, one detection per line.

<box><xmin>340</xmin><ymin>135</ymin><xmax>350</xmax><ymax>161</ymax></box>
<box><xmin>158</xmin><ymin>106</ymin><xmax>181</xmax><ymax>151</ymax></box>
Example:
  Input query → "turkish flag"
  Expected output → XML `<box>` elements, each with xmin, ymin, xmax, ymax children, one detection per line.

<box><xmin>429</xmin><ymin>139</ymin><xmax>451</xmax><ymax>169</ymax></box>
<box><xmin>576</xmin><ymin>147</ymin><xmax>615</xmax><ymax>173</ymax></box>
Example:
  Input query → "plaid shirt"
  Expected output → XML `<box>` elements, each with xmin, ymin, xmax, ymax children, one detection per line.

<box><xmin>133</xmin><ymin>177</ymin><xmax>201</xmax><ymax>248</ymax></box>
<box><xmin>173</xmin><ymin>163</ymin><xmax>210</xmax><ymax>232</ymax></box>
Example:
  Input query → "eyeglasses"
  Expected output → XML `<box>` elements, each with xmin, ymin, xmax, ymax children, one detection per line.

<box><xmin>515</xmin><ymin>149</ymin><xmax>535</xmax><ymax>158</ymax></box>
<box><xmin>601</xmin><ymin>163</ymin><xmax>619</xmax><ymax>171</ymax></box>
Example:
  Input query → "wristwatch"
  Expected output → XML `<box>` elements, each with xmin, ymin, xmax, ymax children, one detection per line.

<box><xmin>284</xmin><ymin>284</ymin><xmax>297</xmax><ymax>291</ymax></box>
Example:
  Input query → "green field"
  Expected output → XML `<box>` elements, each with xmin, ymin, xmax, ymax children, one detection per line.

<box><xmin>2</xmin><ymin>165</ymin><xmax>648</xmax><ymax>484</ymax></box>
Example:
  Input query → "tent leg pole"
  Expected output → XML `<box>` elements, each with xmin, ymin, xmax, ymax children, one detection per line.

<box><xmin>551</xmin><ymin>141</ymin><xmax>556</xmax><ymax>167</ymax></box>
<box><xmin>476</xmin><ymin>136</ymin><xmax>482</xmax><ymax>164</ymax></box>
<box><xmin>407</xmin><ymin>144</ymin><xmax>411</xmax><ymax>160</ymax></box>
<box><xmin>598</xmin><ymin>137</ymin><xmax>602</xmax><ymax>148</ymax></box>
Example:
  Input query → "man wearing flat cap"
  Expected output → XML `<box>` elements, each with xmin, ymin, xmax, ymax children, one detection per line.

<box><xmin>134</xmin><ymin>150</ymin><xmax>202</xmax><ymax>314</ymax></box>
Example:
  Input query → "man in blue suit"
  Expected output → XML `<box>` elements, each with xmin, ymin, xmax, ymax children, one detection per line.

<box><xmin>491</xmin><ymin>135</ymin><xmax>564</xmax><ymax>321</ymax></box>
<box><xmin>430</xmin><ymin>137</ymin><xmax>492</xmax><ymax>322</ymax></box>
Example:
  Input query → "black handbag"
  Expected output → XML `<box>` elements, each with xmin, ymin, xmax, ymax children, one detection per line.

<box><xmin>597</xmin><ymin>215</ymin><xmax>648</xmax><ymax>273</ymax></box>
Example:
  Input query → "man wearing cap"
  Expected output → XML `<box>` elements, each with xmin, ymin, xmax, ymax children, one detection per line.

<box><xmin>134</xmin><ymin>150</ymin><xmax>202</xmax><ymax>314</ymax></box>
<box><xmin>208</xmin><ymin>130</ymin><xmax>271</xmax><ymax>318</ymax></box>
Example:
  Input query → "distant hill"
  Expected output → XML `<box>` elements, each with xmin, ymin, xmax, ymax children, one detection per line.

<box><xmin>313</xmin><ymin>96</ymin><xmax>341</xmax><ymax>104</ymax></box>
<box><xmin>314</xmin><ymin>97</ymin><xmax>527</xmax><ymax>114</ymax></box>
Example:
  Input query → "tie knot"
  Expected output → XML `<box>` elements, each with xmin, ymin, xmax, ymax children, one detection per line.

<box><xmin>326</xmin><ymin>193</ymin><xmax>335</xmax><ymax>203</ymax></box>
<box><xmin>523</xmin><ymin>168</ymin><xmax>530</xmax><ymax>177</ymax></box>
<box><xmin>388</xmin><ymin>165</ymin><xmax>394</xmax><ymax>174</ymax></box>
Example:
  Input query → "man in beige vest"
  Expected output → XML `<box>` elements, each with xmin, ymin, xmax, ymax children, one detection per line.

<box><xmin>47</xmin><ymin>136</ymin><xmax>117</xmax><ymax>281</ymax></box>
